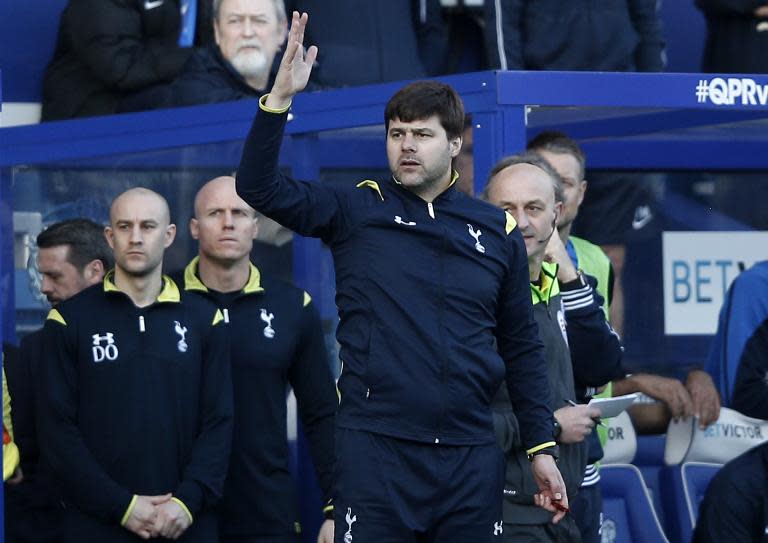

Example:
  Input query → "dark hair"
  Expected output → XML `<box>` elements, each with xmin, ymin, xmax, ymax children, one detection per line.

<box><xmin>37</xmin><ymin>219</ymin><xmax>113</xmax><ymax>271</ymax></box>
<box><xmin>526</xmin><ymin>131</ymin><xmax>586</xmax><ymax>181</ymax></box>
<box><xmin>483</xmin><ymin>152</ymin><xmax>565</xmax><ymax>204</ymax></box>
<box><xmin>384</xmin><ymin>81</ymin><xmax>465</xmax><ymax>140</ymax></box>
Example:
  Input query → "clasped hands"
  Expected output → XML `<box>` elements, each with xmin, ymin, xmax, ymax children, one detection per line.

<box><xmin>124</xmin><ymin>494</ymin><xmax>191</xmax><ymax>540</ymax></box>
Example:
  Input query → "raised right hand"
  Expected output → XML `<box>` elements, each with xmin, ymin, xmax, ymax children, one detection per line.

<box><xmin>266</xmin><ymin>11</ymin><xmax>318</xmax><ymax>110</ymax></box>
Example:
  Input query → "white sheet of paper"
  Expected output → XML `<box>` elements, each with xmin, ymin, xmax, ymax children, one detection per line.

<box><xmin>588</xmin><ymin>393</ymin><xmax>639</xmax><ymax>419</ymax></box>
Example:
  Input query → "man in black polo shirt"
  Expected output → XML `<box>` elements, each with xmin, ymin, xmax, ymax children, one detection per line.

<box><xmin>178</xmin><ymin>176</ymin><xmax>337</xmax><ymax>543</ymax></box>
<box><xmin>40</xmin><ymin>188</ymin><xmax>233</xmax><ymax>542</ymax></box>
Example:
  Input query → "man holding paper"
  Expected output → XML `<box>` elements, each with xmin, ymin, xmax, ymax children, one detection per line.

<box><xmin>483</xmin><ymin>153</ymin><xmax>624</xmax><ymax>541</ymax></box>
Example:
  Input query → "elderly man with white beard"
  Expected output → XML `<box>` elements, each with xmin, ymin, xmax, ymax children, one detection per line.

<box><xmin>166</xmin><ymin>0</ymin><xmax>299</xmax><ymax>106</ymax></box>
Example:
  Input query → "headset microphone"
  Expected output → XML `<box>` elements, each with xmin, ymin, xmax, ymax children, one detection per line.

<box><xmin>537</xmin><ymin>214</ymin><xmax>559</xmax><ymax>245</ymax></box>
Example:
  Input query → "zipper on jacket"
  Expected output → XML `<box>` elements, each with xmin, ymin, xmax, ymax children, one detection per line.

<box><xmin>427</xmin><ymin>202</ymin><xmax>435</xmax><ymax>219</ymax></box>
<box><xmin>139</xmin><ymin>315</ymin><xmax>145</xmax><ymax>332</ymax></box>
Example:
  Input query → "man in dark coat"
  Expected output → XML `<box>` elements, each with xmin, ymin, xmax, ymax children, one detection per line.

<box><xmin>166</xmin><ymin>0</ymin><xmax>287</xmax><ymax>107</ymax></box>
<box><xmin>41</xmin><ymin>0</ymin><xmax>212</xmax><ymax>120</ymax></box>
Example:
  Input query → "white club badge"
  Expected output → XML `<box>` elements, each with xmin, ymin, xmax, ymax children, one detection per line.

<box><xmin>467</xmin><ymin>224</ymin><xmax>485</xmax><ymax>253</ymax></box>
<box><xmin>260</xmin><ymin>309</ymin><xmax>275</xmax><ymax>339</ymax></box>
<box><xmin>174</xmin><ymin>321</ymin><xmax>188</xmax><ymax>352</ymax></box>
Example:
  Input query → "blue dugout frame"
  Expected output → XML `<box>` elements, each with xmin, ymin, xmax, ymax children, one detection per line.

<box><xmin>2</xmin><ymin>70</ymin><xmax>768</xmax><ymax>539</ymax></box>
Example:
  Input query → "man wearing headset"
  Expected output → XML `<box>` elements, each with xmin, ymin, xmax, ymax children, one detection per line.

<box><xmin>483</xmin><ymin>153</ymin><xmax>623</xmax><ymax>542</ymax></box>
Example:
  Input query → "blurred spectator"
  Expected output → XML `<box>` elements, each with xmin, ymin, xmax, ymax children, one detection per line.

<box><xmin>528</xmin><ymin>132</ymin><xmax>721</xmax><ymax>434</ymax></box>
<box><xmin>284</xmin><ymin>0</ymin><xmax>447</xmax><ymax>87</ymax></box>
<box><xmin>707</xmin><ymin>260</ymin><xmax>768</xmax><ymax>420</ymax></box>
<box><xmin>42</xmin><ymin>0</ymin><xmax>213</xmax><ymax>121</ymax></box>
<box><xmin>453</xmin><ymin>115</ymin><xmax>475</xmax><ymax>196</ymax></box>
<box><xmin>696</xmin><ymin>0</ymin><xmax>768</xmax><ymax>73</ymax></box>
<box><xmin>484</xmin><ymin>0</ymin><xmax>665</xmax><ymax>72</ymax></box>
<box><xmin>4</xmin><ymin>219</ymin><xmax>111</xmax><ymax>543</ymax></box>
<box><xmin>166</xmin><ymin>0</ymin><xmax>288</xmax><ymax>107</ymax></box>
<box><xmin>693</xmin><ymin>442</ymin><xmax>768</xmax><ymax>542</ymax></box>
<box><xmin>3</xmin><ymin>365</ymin><xmax>22</xmax><ymax>485</ymax></box>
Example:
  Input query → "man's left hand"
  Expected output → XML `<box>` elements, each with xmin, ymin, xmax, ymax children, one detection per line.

<box><xmin>686</xmin><ymin>369</ymin><xmax>721</xmax><ymax>428</ymax></box>
<box><xmin>317</xmin><ymin>519</ymin><xmax>334</xmax><ymax>543</ymax></box>
<box><xmin>151</xmin><ymin>500</ymin><xmax>192</xmax><ymax>540</ymax></box>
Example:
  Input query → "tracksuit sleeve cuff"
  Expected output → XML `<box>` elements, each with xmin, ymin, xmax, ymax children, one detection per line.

<box><xmin>526</xmin><ymin>441</ymin><xmax>557</xmax><ymax>456</ymax></box>
<box><xmin>323</xmin><ymin>501</ymin><xmax>334</xmax><ymax>520</ymax></box>
<box><xmin>174</xmin><ymin>481</ymin><xmax>203</xmax><ymax>518</ymax></box>
<box><xmin>560</xmin><ymin>282</ymin><xmax>595</xmax><ymax>311</ymax></box>
<box><xmin>259</xmin><ymin>94</ymin><xmax>292</xmax><ymax>114</ymax></box>
<box><xmin>171</xmin><ymin>497</ymin><xmax>194</xmax><ymax>524</ymax></box>
<box><xmin>120</xmin><ymin>495</ymin><xmax>138</xmax><ymax>527</ymax></box>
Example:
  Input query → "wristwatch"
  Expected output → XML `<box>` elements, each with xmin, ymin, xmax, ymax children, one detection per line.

<box><xmin>527</xmin><ymin>444</ymin><xmax>559</xmax><ymax>462</ymax></box>
<box><xmin>553</xmin><ymin>420</ymin><xmax>562</xmax><ymax>442</ymax></box>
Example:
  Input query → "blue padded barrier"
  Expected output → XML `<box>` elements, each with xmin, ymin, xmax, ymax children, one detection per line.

<box><xmin>659</xmin><ymin>462</ymin><xmax>721</xmax><ymax>543</ymax></box>
<box><xmin>600</xmin><ymin>464</ymin><xmax>669</xmax><ymax>543</ymax></box>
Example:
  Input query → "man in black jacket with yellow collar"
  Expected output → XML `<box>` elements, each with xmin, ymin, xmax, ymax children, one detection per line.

<box><xmin>178</xmin><ymin>176</ymin><xmax>337</xmax><ymax>543</ymax></box>
<box><xmin>40</xmin><ymin>188</ymin><xmax>233</xmax><ymax>542</ymax></box>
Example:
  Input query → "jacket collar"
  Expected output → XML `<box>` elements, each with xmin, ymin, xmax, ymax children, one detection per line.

<box><xmin>183</xmin><ymin>256</ymin><xmax>265</xmax><ymax>295</ymax></box>
<box><xmin>530</xmin><ymin>261</ymin><xmax>560</xmax><ymax>305</ymax></box>
<box><xmin>103</xmin><ymin>270</ymin><xmax>180</xmax><ymax>303</ymax></box>
<box><xmin>390</xmin><ymin>170</ymin><xmax>461</xmax><ymax>203</ymax></box>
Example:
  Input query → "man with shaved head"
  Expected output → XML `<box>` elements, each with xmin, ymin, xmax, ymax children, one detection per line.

<box><xmin>175</xmin><ymin>176</ymin><xmax>336</xmax><ymax>543</ymax></box>
<box><xmin>40</xmin><ymin>187</ymin><xmax>233</xmax><ymax>542</ymax></box>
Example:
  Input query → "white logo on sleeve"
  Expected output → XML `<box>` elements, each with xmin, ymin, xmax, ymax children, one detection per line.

<box><xmin>344</xmin><ymin>508</ymin><xmax>357</xmax><ymax>543</ymax></box>
<box><xmin>494</xmin><ymin>521</ymin><xmax>503</xmax><ymax>536</ymax></box>
<box><xmin>144</xmin><ymin>0</ymin><xmax>164</xmax><ymax>9</ymax></box>
<box><xmin>174</xmin><ymin>321</ymin><xmax>188</xmax><ymax>352</ymax></box>
<box><xmin>394</xmin><ymin>215</ymin><xmax>416</xmax><ymax>226</ymax></box>
<box><xmin>92</xmin><ymin>333</ymin><xmax>118</xmax><ymax>362</ymax></box>
<box><xmin>467</xmin><ymin>224</ymin><xmax>485</xmax><ymax>253</ymax></box>
<box><xmin>260</xmin><ymin>308</ymin><xmax>276</xmax><ymax>339</ymax></box>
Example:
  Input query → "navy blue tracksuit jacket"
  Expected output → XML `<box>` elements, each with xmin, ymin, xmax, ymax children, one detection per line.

<box><xmin>236</xmin><ymin>98</ymin><xmax>554</xmax><ymax>452</ymax></box>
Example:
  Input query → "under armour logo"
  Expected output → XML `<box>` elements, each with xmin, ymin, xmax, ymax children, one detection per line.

<box><xmin>467</xmin><ymin>224</ymin><xmax>485</xmax><ymax>253</ymax></box>
<box><xmin>174</xmin><ymin>321</ymin><xmax>188</xmax><ymax>352</ymax></box>
<box><xmin>92</xmin><ymin>333</ymin><xmax>118</xmax><ymax>362</ymax></box>
<box><xmin>494</xmin><ymin>521</ymin><xmax>503</xmax><ymax>536</ymax></box>
<box><xmin>260</xmin><ymin>309</ymin><xmax>275</xmax><ymax>339</ymax></box>
<box><xmin>344</xmin><ymin>507</ymin><xmax>357</xmax><ymax>543</ymax></box>
<box><xmin>394</xmin><ymin>215</ymin><xmax>416</xmax><ymax>226</ymax></box>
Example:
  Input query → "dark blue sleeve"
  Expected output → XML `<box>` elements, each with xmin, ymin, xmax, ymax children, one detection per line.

<box><xmin>705</xmin><ymin>263</ymin><xmax>768</xmax><ymax>406</ymax></box>
<box><xmin>236</xmin><ymin>101</ymin><xmax>354</xmax><ymax>245</ymax></box>
<box><xmin>483</xmin><ymin>0</ymin><xmax>524</xmax><ymax>70</ymax></box>
<box><xmin>692</xmin><ymin>448</ymin><xmax>766</xmax><ymax>543</ymax></box>
<box><xmin>731</xmin><ymin>319</ymin><xmax>768</xmax><ymax>419</ymax></box>
<box><xmin>413</xmin><ymin>0</ymin><xmax>448</xmax><ymax>75</ymax></box>
<box><xmin>497</xmin><ymin>226</ymin><xmax>554</xmax><ymax>452</ymax></box>
<box><xmin>562</xmin><ymin>275</ymin><xmax>625</xmax><ymax>388</ymax></box>
<box><xmin>174</xmin><ymin>314</ymin><xmax>234</xmax><ymax>516</ymax></box>
<box><xmin>288</xmin><ymin>297</ymin><xmax>337</xmax><ymax>506</ymax></box>
<box><xmin>628</xmin><ymin>0</ymin><xmax>666</xmax><ymax>71</ymax></box>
